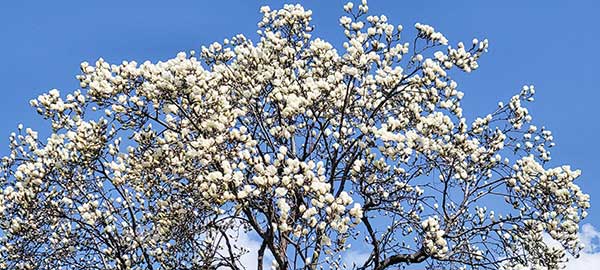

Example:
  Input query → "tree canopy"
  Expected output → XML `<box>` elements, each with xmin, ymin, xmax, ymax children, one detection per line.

<box><xmin>0</xmin><ymin>1</ymin><xmax>590</xmax><ymax>269</ymax></box>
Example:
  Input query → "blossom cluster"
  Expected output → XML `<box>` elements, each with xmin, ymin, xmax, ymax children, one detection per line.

<box><xmin>0</xmin><ymin>1</ymin><xmax>588</xmax><ymax>269</ymax></box>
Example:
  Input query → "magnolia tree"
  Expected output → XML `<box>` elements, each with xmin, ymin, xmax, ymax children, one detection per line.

<box><xmin>0</xmin><ymin>1</ymin><xmax>590</xmax><ymax>270</ymax></box>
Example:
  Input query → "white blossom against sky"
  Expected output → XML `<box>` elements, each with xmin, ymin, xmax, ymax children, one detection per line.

<box><xmin>0</xmin><ymin>0</ymin><xmax>598</xmax><ymax>268</ymax></box>
<box><xmin>566</xmin><ymin>224</ymin><xmax>600</xmax><ymax>269</ymax></box>
<box><xmin>233</xmin><ymin>223</ymin><xmax>600</xmax><ymax>269</ymax></box>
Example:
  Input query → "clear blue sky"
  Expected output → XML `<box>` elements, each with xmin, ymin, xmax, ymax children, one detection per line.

<box><xmin>1</xmin><ymin>0</ymin><xmax>598</xmax><ymax>254</ymax></box>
